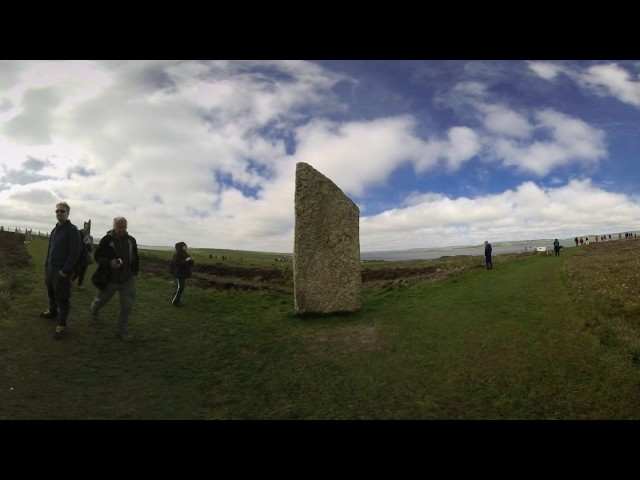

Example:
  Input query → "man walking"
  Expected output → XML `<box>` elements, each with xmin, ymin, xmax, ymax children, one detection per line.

<box><xmin>90</xmin><ymin>217</ymin><xmax>139</xmax><ymax>341</ymax></box>
<box><xmin>484</xmin><ymin>240</ymin><xmax>493</xmax><ymax>270</ymax></box>
<box><xmin>41</xmin><ymin>201</ymin><xmax>81</xmax><ymax>339</ymax></box>
<box><xmin>553</xmin><ymin>239</ymin><xmax>561</xmax><ymax>256</ymax></box>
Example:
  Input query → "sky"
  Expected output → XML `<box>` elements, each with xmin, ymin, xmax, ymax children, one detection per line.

<box><xmin>0</xmin><ymin>60</ymin><xmax>638</xmax><ymax>252</ymax></box>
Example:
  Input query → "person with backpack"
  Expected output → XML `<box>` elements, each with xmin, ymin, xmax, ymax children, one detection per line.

<box><xmin>170</xmin><ymin>241</ymin><xmax>194</xmax><ymax>307</ymax></box>
<box><xmin>40</xmin><ymin>201</ymin><xmax>82</xmax><ymax>339</ymax></box>
<box><xmin>553</xmin><ymin>238</ymin><xmax>561</xmax><ymax>256</ymax></box>
<box><xmin>71</xmin><ymin>228</ymin><xmax>91</xmax><ymax>290</ymax></box>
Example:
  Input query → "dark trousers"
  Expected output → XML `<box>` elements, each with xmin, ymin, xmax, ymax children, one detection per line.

<box><xmin>75</xmin><ymin>264</ymin><xmax>89</xmax><ymax>286</ymax></box>
<box><xmin>554</xmin><ymin>246</ymin><xmax>560</xmax><ymax>256</ymax></box>
<box><xmin>172</xmin><ymin>277</ymin><xmax>186</xmax><ymax>304</ymax></box>
<box><xmin>46</xmin><ymin>271</ymin><xmax>72</xmax><ymax>326</ymax></box>
<box><xmin>485</xmin><ymin>255</ymin><xmax>493</xmax><ymax>270</ymax></box>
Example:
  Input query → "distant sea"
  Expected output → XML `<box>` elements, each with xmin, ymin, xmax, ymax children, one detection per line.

<box><xmin>140</xmin><ymin>232</ymin><xmax>637</xmax><ymax>262</ymax></box>
<box><xmin>360</xmin><ymin>235</ymin><xmax>629</xmax><ymax>261</ymax></box>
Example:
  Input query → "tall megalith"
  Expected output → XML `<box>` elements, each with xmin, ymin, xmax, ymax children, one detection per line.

<box><xmin>294</xmin><ymin>162</ymin><xmax>361</xmax><ymax>314</ymax></box>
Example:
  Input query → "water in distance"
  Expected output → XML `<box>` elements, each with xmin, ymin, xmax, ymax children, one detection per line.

<box><xmin>360</xmin><ymin>237</ymin><xmax>582</xmax><ymax>261</ymax></box>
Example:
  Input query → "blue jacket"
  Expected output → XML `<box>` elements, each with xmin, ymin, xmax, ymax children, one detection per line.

<box><xmin>44</xmin><ymin>220</ymin><xmax>81</xmax><ymax>276</ymax></box>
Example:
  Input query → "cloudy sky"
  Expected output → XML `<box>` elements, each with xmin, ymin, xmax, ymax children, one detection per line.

<box><xmin>0</xmin><ymin>60</ymin><xmax>638</xmax><ymax>252</ymax></box>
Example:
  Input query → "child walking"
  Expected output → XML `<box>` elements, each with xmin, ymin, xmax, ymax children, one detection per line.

<box><xmin>171</xmin><ymin>241</ymin><xmax>194</xmax><ymax>306</ymax></box>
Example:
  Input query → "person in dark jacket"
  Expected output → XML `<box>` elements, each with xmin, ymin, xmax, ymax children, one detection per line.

<box><xmin>72</xmin><ymin>228</ymin><xmax>90</xmax><ymax>290</ymax></box>
<box><xmin>553</xmin><ymin>239</ymin><xmax>561</xmax><ymax>256</ymax></box>
<box><xmin>90</xmin><ymin>217</ymin><xmax>139</xmax><ymax>341</ymax></box>
<box><xmin>484</xmin><ymin>240</ymin><xmax>493</xmax><ymax>270</ymax></box>
<box><xmin>171</xmin><ymin>241</ymin><xmax>194</xmax><ymax>306</ymax></box>
<box><xmin>41</xmin><ymin>201</ymin><xmax>81</xmax><ymax>339</ymax></box>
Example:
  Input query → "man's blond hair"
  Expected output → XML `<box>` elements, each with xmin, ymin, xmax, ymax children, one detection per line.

<box><xmin>56</xmin><ymin>201</ymin><xmax>71</xmax><ymax>212</ymax></box>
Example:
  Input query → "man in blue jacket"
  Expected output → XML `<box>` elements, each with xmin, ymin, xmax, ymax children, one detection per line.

<box><xmin>41</xmin><ymin>201</ymin><xmax>81</xmax><ymax>339</ymax></box>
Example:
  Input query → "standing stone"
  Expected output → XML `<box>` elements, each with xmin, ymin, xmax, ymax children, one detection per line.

<box><xmin>294</xmin><ymin>162</ymin><xmax>361</xmax><ymax>313</ymax></box>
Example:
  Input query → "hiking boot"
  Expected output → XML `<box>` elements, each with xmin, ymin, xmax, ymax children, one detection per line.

<box><xmin>53</xmin><ymin>325</ymin><xmax>66</xmax><ymax>339</ymax></box>
<box><xmin>40</xmin><ymin>309</ymin><xmax>57</xmax><ymax>319</ymax></box>
<box><xmin>172</xmin><ymin>302</ymin><xmax>183</xmax><ymax>307</ymax></box>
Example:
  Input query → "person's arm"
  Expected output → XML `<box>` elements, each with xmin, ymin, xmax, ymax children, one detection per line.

<box><xmin>94</xmin><ymin>237</ymin><xmax>113</xmax><ymax>267</ymax></box>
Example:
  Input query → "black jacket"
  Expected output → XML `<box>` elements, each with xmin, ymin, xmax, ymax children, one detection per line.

<box><xmin>93</xmin><ymin>230</ymin><xmax>140</xmax><ymax>285</ymax></box>
<box><xmin>172</xmin><ymin>250</ymin><xmax>194</xmax><ymax>278</ymax></box>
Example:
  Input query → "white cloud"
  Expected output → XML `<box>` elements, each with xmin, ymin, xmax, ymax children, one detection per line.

<box><xmin>442</xmin><ymin>126</ymin><xmax>482</xmax><ymax>170</ymax></box>
<box><xmin>480</xmin><ymin>104</ymin><xmax>532</xmax><ymax>138</ymax></box>
<box><xmin>582</xmin><ymin>63</ymin><xmax>640</xmax><ymax>107</ymax></box>
<box><xmin>0</xmin><ymin>60</ymin><xmax>347</xmax><ymax>251</ymax></box>
<box><xmin>292</xmin><ymin>115</ymin><xmax>421</xmax><ymax>197</ymax></box>
<box><xmin>527</xmin><ymin>61</ymin><xmax>566</xmax><ymax>80</ymax></box>
<box><xmin>360</xmin><ymin>179</ymin><xmax>640</xmax><ymax>251</ymax></box>
<box><xmin>486</xmin><ymin>109</ymin><xmax>606</xmax><ymax>176</ymax></box>
<box><xmin>453</xmin><ymin>81</ymin><xmax>488</xmax><ymax>97</ymax></box>
<box><xmin>0</xmin><ymin>60</ymin><xmax>636</xmax><ymax>254</ymax></box>
<box><xmin>530</xmin><ymin>61</ymin><xmax>640</xmax><ymax>110</ymax></box>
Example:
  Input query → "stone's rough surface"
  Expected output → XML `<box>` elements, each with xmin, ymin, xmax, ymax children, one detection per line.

<box><xmin>294</xmin><ymin>162</ymin><xmax>362</xmax><ymax>313</ymax></box>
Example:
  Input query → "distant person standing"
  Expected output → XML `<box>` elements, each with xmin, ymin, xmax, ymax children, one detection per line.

<box><xmin>84</xmin><ymin>230</ymin><xmax>94</xmax><ymax>253</ymax></box>
<box><xmin>90</xmin><ymin>217</ymin><xmax>139</xmax><ymax>341</ymax></box>
<box><xmin>553</xmin><ymin>239</ymin><xmax>561</xmax><ymax>256</ymax></box>
<box><xmin>170</xmin><ymin>241</ymin><xmax>194</xmax><ymax>306</ymax></box>
<box><xmin>40</xmin><ymin>201</ymin><xmax>81</xmax><ymax>339</ymax></box>
<box><xmin>484</xmin><ymin>240</ymin><xmax>493</xmax><ymax>270</ymax></box>
<box><xmin>574</xmin><ymin>237</ymin><xmax>579</xmax><ymax>247</ymax></box>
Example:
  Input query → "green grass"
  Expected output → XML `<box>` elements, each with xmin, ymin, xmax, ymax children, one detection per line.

<box><xmin>1</xmin><ymin>235</ymin><xmax>640</xmax><ymax>419</ymax></box>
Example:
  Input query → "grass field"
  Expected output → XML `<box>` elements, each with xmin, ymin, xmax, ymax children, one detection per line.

<box><xmin>1</xmin><ymin>231</ymin><xmax>640</xmax><ymax>419</ymax></box>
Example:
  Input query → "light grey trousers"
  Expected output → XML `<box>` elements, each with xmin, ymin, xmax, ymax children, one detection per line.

<box><xmin>90</xmin><ymin>276</ymin><xmax>136</xmax><ymax>333</ymax></box>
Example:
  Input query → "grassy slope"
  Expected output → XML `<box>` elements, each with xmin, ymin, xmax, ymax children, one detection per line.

<box><xmin>1</xmin><ymin>236</ymin><xmax>639</xmax><ymax>419</ymax></box>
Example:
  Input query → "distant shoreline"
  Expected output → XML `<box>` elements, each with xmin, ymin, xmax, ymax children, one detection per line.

<box><xmin>140</xmin><ymin>234</ymin><xmax>639</xmax><ymax>262</ymax></box>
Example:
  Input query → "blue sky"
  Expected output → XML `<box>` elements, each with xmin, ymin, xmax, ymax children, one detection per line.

<box><xmin>0</xmin><ymin>60</ymin><xmax>638</xmax><ymax>252</ymax></box>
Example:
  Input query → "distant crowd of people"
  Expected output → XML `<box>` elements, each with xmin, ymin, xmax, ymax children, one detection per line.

<box><xmin>483</xmin><ymin>231</ymin><xmax>637</xmax><ymax>269</ymax></box>
<box><xmin>571</xmin><ymin>234</ymin><xmax>632</xmax><ymax>246</ymax></box>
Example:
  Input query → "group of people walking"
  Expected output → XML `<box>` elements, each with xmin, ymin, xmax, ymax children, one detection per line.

<box><xmin>41</xmin><ymin>201</ymin><xmax>194</xmax><ymax>341</ymax></box>
<box><xmin>484</xmin><ymin>237</ymin><xmax>564</xmax><ymax>268</ymax></box>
